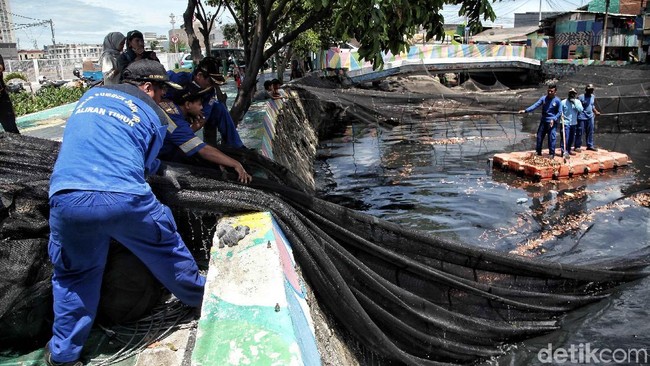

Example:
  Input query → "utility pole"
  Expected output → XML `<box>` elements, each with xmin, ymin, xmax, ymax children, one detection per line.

<box><xmin>48</xmin><ymin>19</ymin><xmax>62</xmax><ymax>79</ymax></box>
<box><xmin>599</xmin><ymin>0</ymin><xmax>611</xmax><ymax>61</ymax></box>
<box><xmin>170</xmin><ymin>13</ymin><xmax>178</xmax><ymax>54</ymax></box>
<box><xmin>49</xmin><ymin>19</ymin><xmax>55</xmax><ymax>46</ymax></box>
<box><xmin>10</xmin><ymin>13</ymin><xmax>61</xmax><ymax>79</ymax></box>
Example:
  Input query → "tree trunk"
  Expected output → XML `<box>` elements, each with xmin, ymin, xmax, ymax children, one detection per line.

<box><xmin>230</xmin><ymin>53</ymin><xmax>265</xmax><ymax>124</ymax></box>
<box><xmin>277</xmin><ymin>45</ymin><xmax>292</xmax><ymax>84</ymax></box>
<box><xmin>184</xmin><ymin>2</ymin><xmax>202</xmax><ymax>62</ymax></box>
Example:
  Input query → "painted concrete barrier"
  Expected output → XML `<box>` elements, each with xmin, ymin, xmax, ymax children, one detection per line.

<box><xmin>14</xmin><ymin>102</ymin><xmax>77</xmax><ymax>140</ymax></box>
<box><xmin>193</xmin><ymin>212</ymin><xmax>320</xmax><ymax>366</ymax></box>
<box><xmin>315</xmin><ymin>45</ymin><xmax>540</xmax><ymax>84</ymax></box>
<box><xmin>195</xmin><ymin>92</ymin><xmax>322</xmax><ymax>364</ymax></box>
<box><xmin>239</xmin><ymin>91</ymin><xmax>295</xmax><ymax>161</ymax></box>
<box><xmin>318</xmin><ymin>44</ymin><xmax>529</xmax><ymax>71</ymax></box>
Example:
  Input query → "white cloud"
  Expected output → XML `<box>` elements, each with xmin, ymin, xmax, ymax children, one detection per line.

<box><xmin>10</xmin><ymin>0</ymin><xmax>222</xmax><ymax>49</ymax></box>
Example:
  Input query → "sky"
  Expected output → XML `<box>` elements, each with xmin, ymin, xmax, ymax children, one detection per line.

<box><xmin>9</xmin><ymin>0</ymin><xmax>234</xmax><ymax>49</ymax></box>
<box><xmin>9</xmin><ymin>0</ymin><xmax>587</xmax><ymax>50</ymax></box>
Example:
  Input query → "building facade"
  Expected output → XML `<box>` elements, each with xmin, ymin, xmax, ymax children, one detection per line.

<box><xmin>143</xmin><ymin>31</ymin><xmax>168</xmax><ymax>51</ymax></box>
<box><xmin>18</xmin><ymin>49</ymin><xmax>44</xmax><ymax>60</ymax></box>
<box><xmin>0</xmin><ymin>0</ymin><xmax>16</xmax><ymax>44</ymax></box>
<box><xmin>537</xmin><ymin>11</ymin><xmax>642</xmax><ymax>61</ymax></box>
<box><xmin>44</xmin><ymin>43</ymin><xmax>102</xmax><ymax>62</ymax></box>
<box><xmin>0</xmin><ymin>0</ymin><xmax>17</xmax><ymax>60</ymax></box>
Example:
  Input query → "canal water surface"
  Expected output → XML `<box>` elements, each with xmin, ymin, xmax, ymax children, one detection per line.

<box><xmin>314</xmin><ymin>114</ymin><xmax>650</xmax><ymax>365</ymax></box>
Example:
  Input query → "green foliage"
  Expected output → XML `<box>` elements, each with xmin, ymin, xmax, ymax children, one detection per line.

<box><xmin>9</xmin><ymin>86</ymin><xmax>88</xmax><ymax>117</ymax></box>
<box><xmin>149</xmin><ymin>40</ymin><xmax>160</xmax><ymax>50</ymax></box>
<box><xmin>201</xmin><ymin>0</ymin><xmax>496</xmax><ymax>120</ymax></box>
<box><xmin>169</xmin><ymin>40</ymin><xmax>188</xmax><ymax>52</ymax></box>
<box><xmin>216</xmin><ymin>0</ymin><xmax>495</xmax><ymax>69</ymax></box>
<box><xmin>4</xmin><ymin>72</ymin><xmax>27</xmax><ymax>82</ymax></box>
<box><xmin>176</xmin><ymin>39</ymin><xmax>188</xmax><ymax>52</ymax></box>
<box><xmin>335</xmin><ymin>0</ymin><xmax>495</xmax><ymax>67</ymax></box>
<box><xmin>222</xmin><ymin>23</ymin><xmax>241</xmax><ymax>46</ymax></box>
<box><xmin>291</xmin><ymin>29</ymin><xmax>321</xmax><ymax>56</ymax></box>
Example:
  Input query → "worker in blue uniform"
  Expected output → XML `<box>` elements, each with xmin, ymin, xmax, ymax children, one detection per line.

<box><xmin>559</xmin><ymin>88</ymin><xmax>584</xmax><ymax>156</ymax></box>
<box><xmin>166</xmin><ymin>57</ymin><xmax>244</xmax><ymax>148</ymax></box>
<box><xmin>575</xmin><ymin>83</ymin><xmax>601</xmax><ymax>152</ymax></box>
<box><xmin>45</xmin><ymin>60</ymin><xmax>205</xmax><ymax>366</ymax></box>
<box><xmin>158</xmin><ymin>81</ymin><xmax>252</xmax><ymax>183</ymax></box>
<box><xmin>519</xmin><ymin>85</ymin><xmax>562</xmax><ymax>157</ymax></box>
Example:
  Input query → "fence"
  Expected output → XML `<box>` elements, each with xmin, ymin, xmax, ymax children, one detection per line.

<box><xmin>4</xmin><ymin>53</ymin><xmax>186</xmax><ymax>83</ymax></box>
<box><xmin>4</xmin><ymin>58</ymin><xmax>77</xmax><ymax>82</ymax></box>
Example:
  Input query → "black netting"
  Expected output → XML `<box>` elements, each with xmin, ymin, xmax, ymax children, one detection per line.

<box><xmin>460</xmin><ymin>77</ymin><xmax>510</xmax><ymax>92</ymax></box>
<box><xmin>291</xmin><ymin>65</ymin><xmax>650</xmax><ymax>132</ymax></box>
<box><xmin>1</xmin><ymin>132</ymin><xmax>648</xmax><ymax>365</ymax></box>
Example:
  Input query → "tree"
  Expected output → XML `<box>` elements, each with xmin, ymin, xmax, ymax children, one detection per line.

<box><xmin>181</xmin><ymin>0</ymin><xmax>224</xmax><ymax>64</ymax></box>
<box><xmin>168</xmin><ymin>40</ymin><xmax>188</xmax><ymax>53</ymax></box>
<box><xmin>148</xmin><ymin>40</ymin><xmax>160</xmax><ymax>51</ymax></box>
<box><xmin>222</xmin><ymin>23</ymin><xmax>242</xmax><ymax>47</ymax></box>
<box><xmin>272</xmin><ymin>28</ymin><xmax>321</xmax><ymax>83</ymax></box>
<box><xmin>195</xmin><ymin>0</ymin><xmax>495</xmax><ymax>122</ymax></box>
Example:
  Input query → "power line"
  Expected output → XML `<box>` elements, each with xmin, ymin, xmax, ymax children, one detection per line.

<box><xmin>8</xmin><ymin>11</ymin><xmax>49</xmax><ymax>23</ymax></box>
<box><xmin>494</xmin><ymin>0</ymin><xmax>538</xmax><ymax>18</ymax></box>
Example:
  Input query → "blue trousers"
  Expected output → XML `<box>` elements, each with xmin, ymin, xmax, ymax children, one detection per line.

<box><xmin>206</xmin><ymin>102</ymin><xmax>244</xmax><ymax>148</ymax></box>
<box><xmin>575</xmin><ymin>117</ymin><xmax>595</xmax><ymax>149</ymax></box>
<box><xmin>560</xmin><ymin>124</ymin><xmax>577</xmax><ymax>154</ymax></box>
<box><xmin>47</xmin><ymin>190</ymin><xmax>205</xmax><ymax>363</ymax></box>
<box><xmin>535</xmin><ymin>121</ymin><xmax>557</xmax><ymax>156</ymax></box>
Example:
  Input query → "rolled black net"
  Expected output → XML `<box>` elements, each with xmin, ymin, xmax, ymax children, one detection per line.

<box><xmin>1</xmin><ymin>132</ymin><xmax>648</xmax><ymax>365</ymax></box>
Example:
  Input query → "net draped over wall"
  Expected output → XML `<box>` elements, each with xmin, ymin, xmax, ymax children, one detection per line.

<box><xmin>1</xmin><ymin>133</ymin><xmax>648</xmax><ymax>365</ymax></box>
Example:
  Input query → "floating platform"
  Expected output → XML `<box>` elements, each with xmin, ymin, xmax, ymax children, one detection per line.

<box><xmin>492</xmin><ymin>149</ymin><xmax>631</xmax><ymax>180</ymax></box>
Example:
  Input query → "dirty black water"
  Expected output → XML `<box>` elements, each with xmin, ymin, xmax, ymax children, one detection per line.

<box><xmin>314</xmin><ymin>115</ymin><xmax>650</xmax><ymax>365</ymax></box>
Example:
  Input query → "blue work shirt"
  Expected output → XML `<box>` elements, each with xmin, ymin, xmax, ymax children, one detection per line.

<box><xmin>158</xmin><ymin>100</ymin><xmax>206</xmax><ymax>160</ymax></box>
<box><xmin>577</xmin><ymin>94</ymin><xmax>596</xmax><ymax>119</ymax></box>
<box><xmin>560</xmin><ymin>98</ymin><xmax>584</xmax><ymax>126</ymax></box>
<box><xmin>525</xmin><ymin>95</ymin><xmax>562</xmax><ymax>123</ymax></box>
<box><xmin>166</xmin><ymin>70</ymin><xmax>244</xmax><ymax>148</ymax></box>
<box><xmin>167</xmin><ymin>70</ymin><xmax>221</xmax><ymax>116</ymax></box>
<box><xmin>49</xmin><ymin>84</ymin><xmax>176</xmax><ymax>197</ymax></box>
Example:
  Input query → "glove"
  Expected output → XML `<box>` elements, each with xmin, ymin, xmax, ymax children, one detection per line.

<box><xmin>157</xmin><ymin>163</ymin><xmax>188</xmax><ymax>190</ymax></box>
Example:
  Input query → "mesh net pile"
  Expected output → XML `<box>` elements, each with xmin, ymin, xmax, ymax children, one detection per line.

<box><xmin>292</xmin><ymin>65</ymin><xmax>650</xmax><ymax>132</ymax></box>
<box><xmin>0</xmin><ymin>134</ymin><xmax>58</xmax><ymax>348</ymax></box>
<box><xmin>2</xmin><ymin>132</ymin><xmax>648</xmax><ymax>365</ymax></box>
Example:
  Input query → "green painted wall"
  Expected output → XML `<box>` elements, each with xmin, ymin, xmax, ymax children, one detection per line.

<box><xmin>588</xmin><ymin>0</ymin><xmax>619</xmax><ymax>13</ymax></box>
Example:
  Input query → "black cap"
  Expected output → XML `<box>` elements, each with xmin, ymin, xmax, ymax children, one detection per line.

<box><xmin>122</xmin><ymin>59</ymin><xmax>182</xmax><ymax>90</ymax></box>
<box><xmin>585</xmin><ymin>83</ymin><xmax>594</xmax><ymax>90</ymax></box>
<box><xmin>171</xmin><ymin>81</ymin><xmax>211</xmax><ymax>103</ymax></box>
<box><xmin>196</xmin><ymin>57</ymin><xmax>226</xmax><ymax>85</ymax></box>
<box><xmin>568</xmin><ymin>88</ymin><xmax>577</xmax><ymax>95</ymax></box>
<box><xmin>127</xmin><ymin>30</ymin><xmax>144</xmax><ymax>42</ymax></box>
